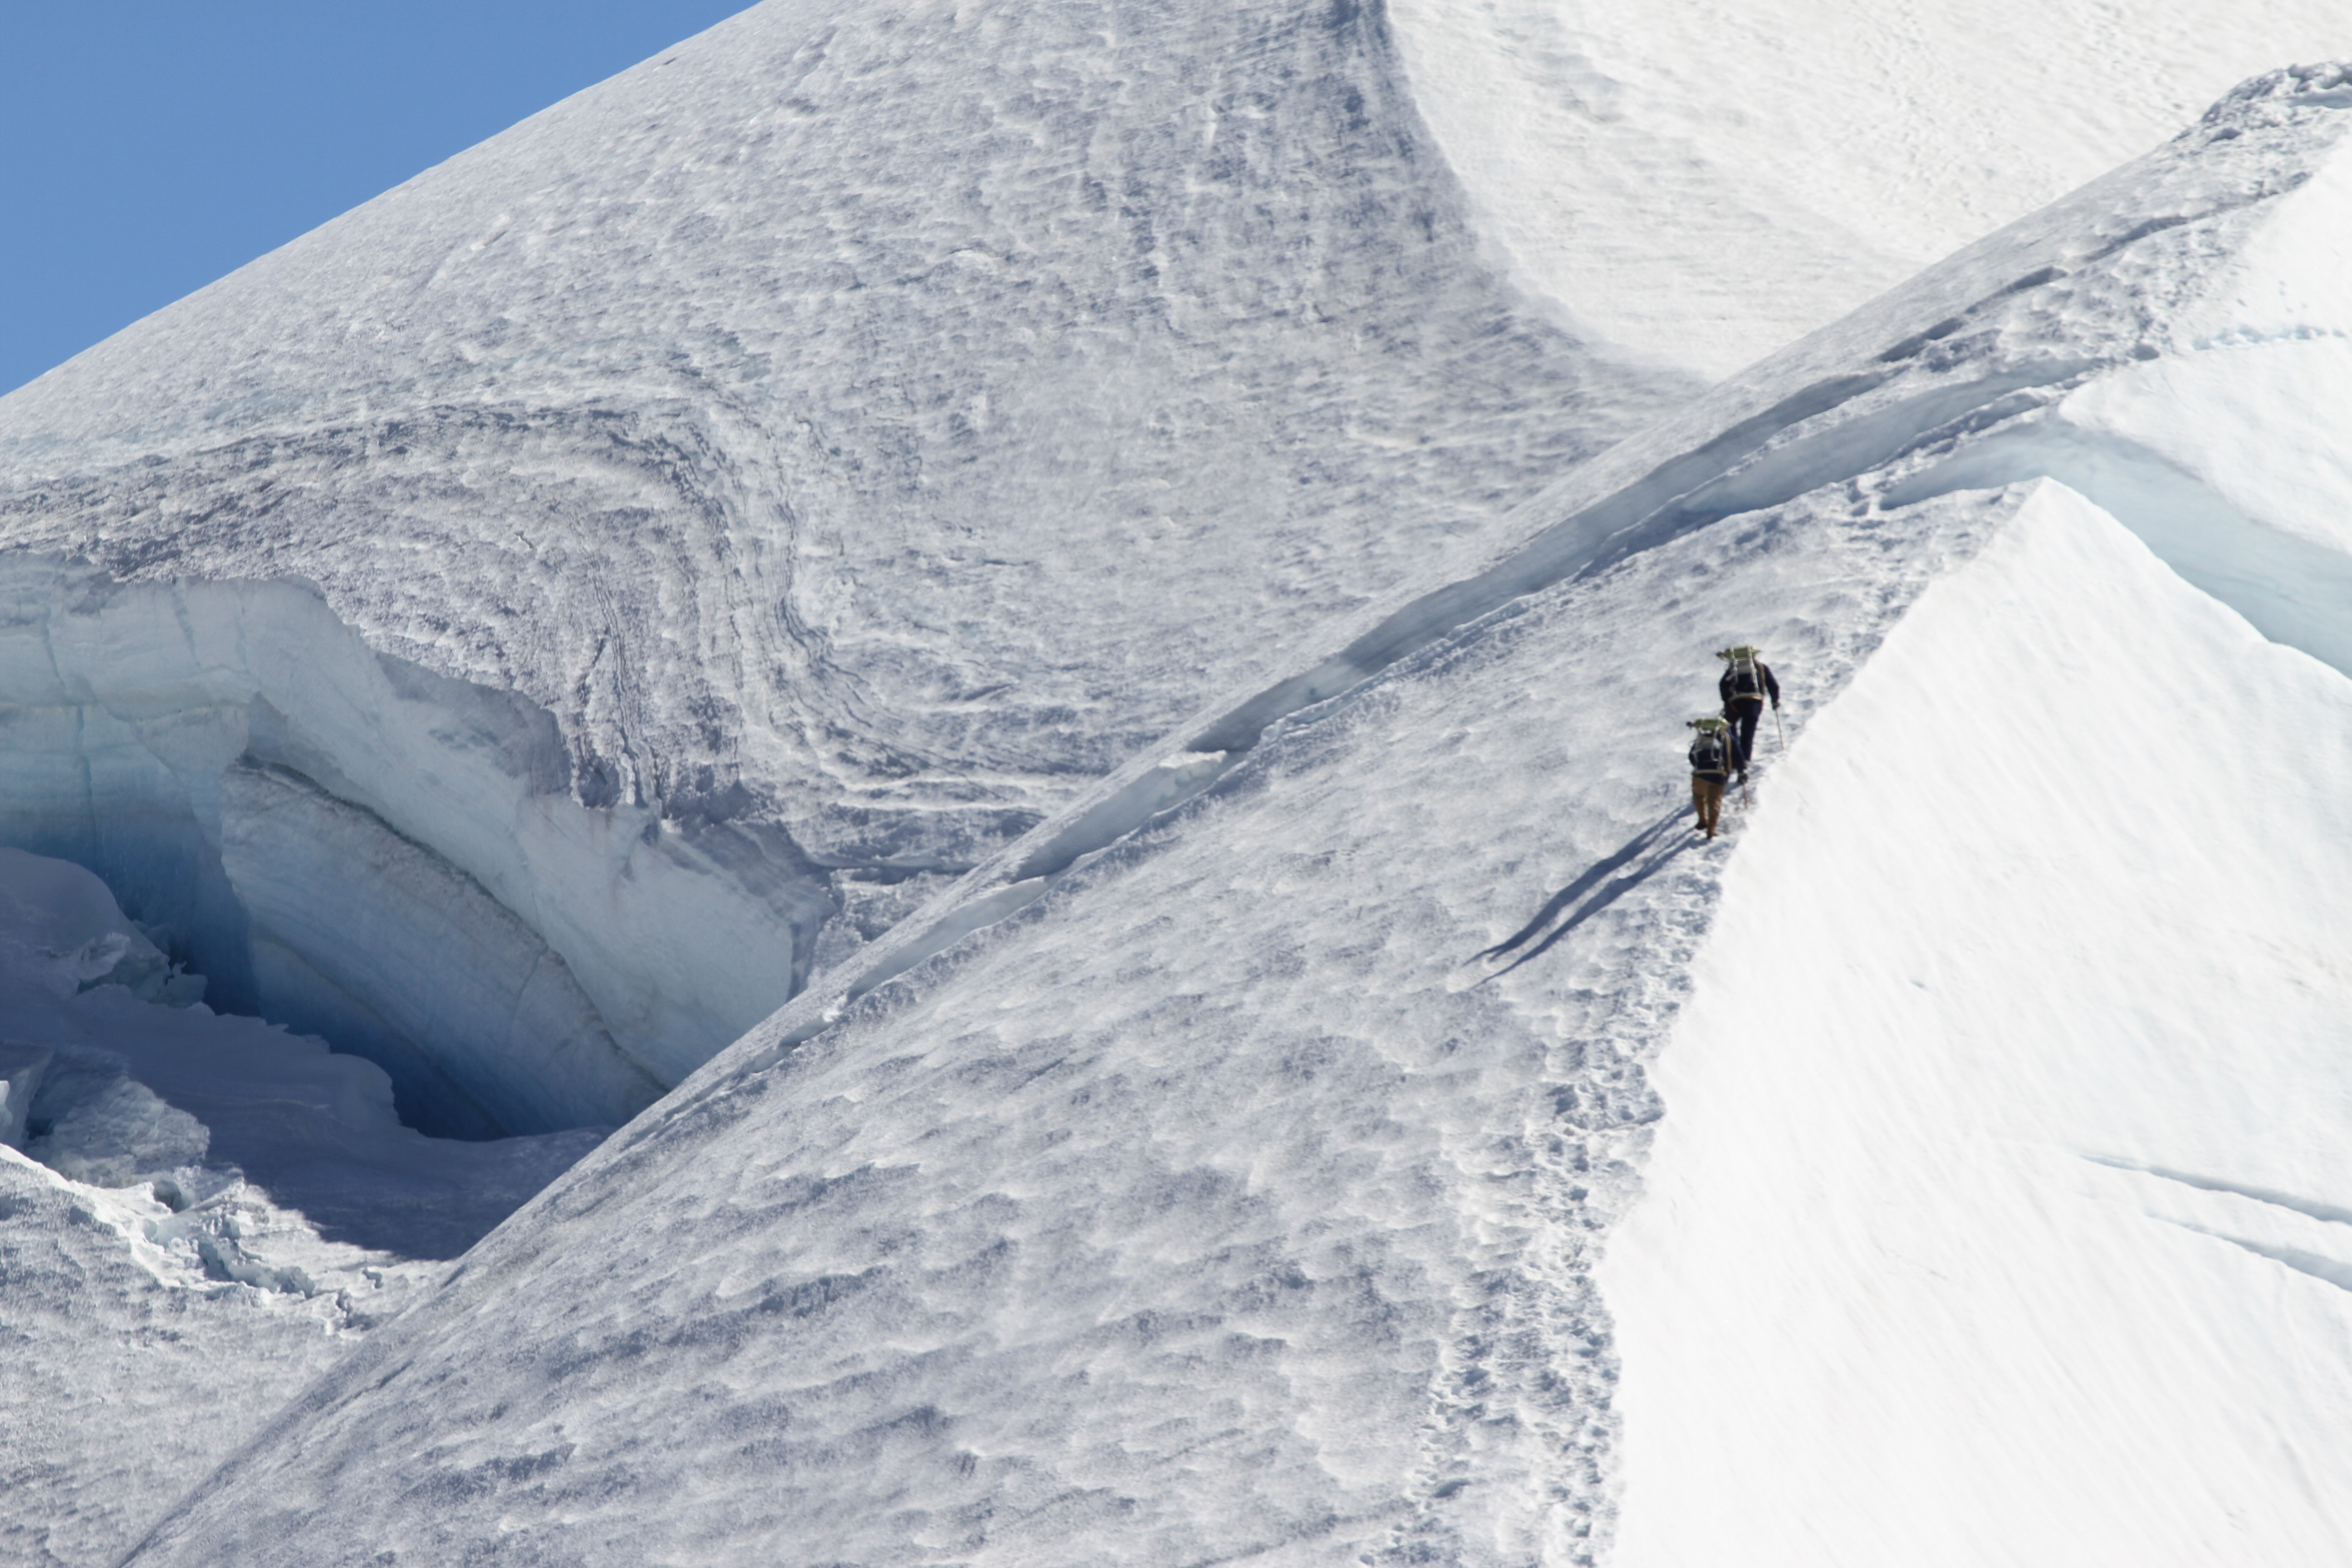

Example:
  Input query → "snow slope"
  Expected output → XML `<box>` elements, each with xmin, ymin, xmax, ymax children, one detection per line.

<box><xmin>4</xmin><ymin>6</ymin><xmax>2351</xmax><ymax>1563</ymax></box>
<box><xmin>0</xmin><ymin>2</ymin><xmax>1690</xmax><ymax>1553</ymax></box>
<box><xmin>1605</xmin><ymin>480</ymin><xmax>2352</xmax><ymax>1566</ymax></box>
<box><xmin>113</xmin><ymin>64</ymin><xmax>2352</xmax><ymax>1568</ymax></box>
<box><xmin>114</xmin><ymin>446</ymin><xmax>2012</xmax><ymax>1568</ymax></box>
<box><xmin>1389</xmin><ymin>0</ymin><xmax>2352</xmax><ymax>377</ymax></box>
<box><xmin>762</xmin><ymin>62</ymin><xmax>2352</xmax><ymax>1058</ymax></box>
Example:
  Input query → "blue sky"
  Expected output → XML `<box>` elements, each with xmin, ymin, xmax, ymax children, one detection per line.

<box><xmin>0</xmin><ymin>2</ymin><xmax>754</xmax><ymax>397</ymax></box>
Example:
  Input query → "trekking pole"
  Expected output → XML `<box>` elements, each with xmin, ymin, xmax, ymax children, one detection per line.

<box><xmin>1773</xmin><ymin>701</ymin><xmax>1786</xmax><ymax>753</ymax></box>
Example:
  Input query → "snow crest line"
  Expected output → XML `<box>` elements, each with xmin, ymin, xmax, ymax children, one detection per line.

<box><xmin>749</xmin><ymin>360</ymin><xmax>2111</xmax><ymax>1067</ymax></box>
<box><xmin>1888</xmin><ymin>416</ymin><xmax>2352</xmax><ymax>675</ymax></box>
<box><xmin>2089</xmin><ymin>1154</ymin><xmax>2352</xmax><ymax>1229</ymax></box>
<box><xmin>753</xmin><ymin>70</ymin><xmax>2352</xmax><ymax>1064</ymax></box>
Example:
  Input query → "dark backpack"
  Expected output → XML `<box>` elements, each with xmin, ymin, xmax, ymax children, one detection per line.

<box><xmin>1721</xmin><ymin>644</ymin><xmax>1765</xmax><ymax>701</ymax></box>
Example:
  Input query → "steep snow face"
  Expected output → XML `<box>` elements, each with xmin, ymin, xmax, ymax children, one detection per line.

<box><xmin>0</xmin><ymin>846</ymin><xmax>598</xmax><ymax>1568</ymax></box>
<box><xmin>1388</xmin><ymin>0</ymin><xmax>2352</xmax><ymax>377</ymax></box>
<box><xmin>1606</xmin><ymin>482</ymin><xmax>2352</xmax><ymax>1565</ymax></box>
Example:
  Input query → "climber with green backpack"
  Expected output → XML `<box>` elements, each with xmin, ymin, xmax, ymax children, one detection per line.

<box><xmin>1716</xmin><ymin>645</ymin><xmax>1781</xmax><ymax>778</ymax></box>
<box><xmin>1687</xmin><ymin>716</ymin><xmax>1735</xmax><ymax>839</ymax></box>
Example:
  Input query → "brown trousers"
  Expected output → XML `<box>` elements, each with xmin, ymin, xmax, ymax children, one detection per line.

<box><xmin>1691</xmin><ymin>774</ymin><xmax>1725</xmax><ymax>838</ymax></box>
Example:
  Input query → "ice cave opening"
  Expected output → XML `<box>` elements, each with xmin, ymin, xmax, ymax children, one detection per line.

<box><xmin>0</xmin><ymin>556</ymin><xmax>830</xmax><ymax>1141</ymax></box>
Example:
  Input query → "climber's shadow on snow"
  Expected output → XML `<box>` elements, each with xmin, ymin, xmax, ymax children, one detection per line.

<box><xmin>1476</xmin><ymin>810</ymin><xmax>1691</xmax><ymax>980</ymax></box>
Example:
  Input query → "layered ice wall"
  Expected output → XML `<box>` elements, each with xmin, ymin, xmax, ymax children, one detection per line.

<box><xmin>118</xmin><ymin>65</ymin><xmax>2352</xmax><ymax>1568</ymax></box>
<box><xmin>0</xmin><ymin>560</ymin><xmax>786</xmax><ymax>1136</ymax></box>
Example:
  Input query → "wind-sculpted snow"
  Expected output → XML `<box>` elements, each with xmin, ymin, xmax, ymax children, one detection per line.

<box><xmin>766</xmin><ymin>63</ymin><xmax>2352</xmax><ymax>1051</ymax></box>
<box><xmin>118</xmin><ymin>471</ymin><xmax>2016</xmax><ymax>1568</ymax></box>
<box><xmin>0</xmin><ymin>0</ymin><xmax>1690</xmax><ymax>1148</ymax></box>
<box><xmin>2</xmin><ymin>16</ymin><xmax>2349</xmax><ymax>1563</ymax></box>
<box><xmin>111</xmin><ymin>64</ymin><xmax>2352</xmax><ymax>1564</ymax></box>
<box><xmin>0</xmin><ymin>0</ymin><xmax>1682</xmax><ymax>867</ymax></box>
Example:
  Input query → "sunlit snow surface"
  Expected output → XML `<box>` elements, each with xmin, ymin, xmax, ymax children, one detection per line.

<box><xmin>114</xmin><ymin>456</ymin><xmax>2014</xmax><ymax>1568</ymax></box>
<box><xmin>0</xmin><ymin>0</ymin><xmax>1684</xmax><ymax>865</ymax></box>
<box><xmin>1389</xmin><ymin>0</ymin><xmax>2352</xmax><ymax>377</ymax></box>
<box><xmin>1607</xmin><ymin>484</ymin><xmax>2352</xmax><ymax>1566</ymax></box>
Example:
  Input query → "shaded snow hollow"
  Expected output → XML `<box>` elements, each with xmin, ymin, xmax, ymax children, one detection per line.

<box><xmin>103</xmin><ymin>64</ymin><xmax>2352</xmax><ymax>1568</ymax></box>
<box><xmin>0</xmin><ymin>849</ymin><xmax>598</xmax><ymax>1568</ymax></box>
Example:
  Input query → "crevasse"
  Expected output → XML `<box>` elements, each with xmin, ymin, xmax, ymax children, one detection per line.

<box><xmin>0</xmin><ymin>557</ymin><xmax>832</xmax><ymax>1137</ymax></box>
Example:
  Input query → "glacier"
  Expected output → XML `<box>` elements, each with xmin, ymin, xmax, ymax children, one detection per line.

<box><xmin>0</xmin><ymin>0</ymin><xmax>1693</xmax><ymax>1149</ymax></box>
<box><xmin>1</xmin><ymin>0</ymin><xmax>2351</xmax><ymax>1562</ymax></box>
<box><xmin>83</xmin><ymin>60</ymin><xmax>2352</xmax><ymax>1568</ymax></box>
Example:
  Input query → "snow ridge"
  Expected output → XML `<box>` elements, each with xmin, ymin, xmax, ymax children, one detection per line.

<box><xmin>1605</xmin><ymin>479</ymin><xmax>2352</xmax><ymax>1565</ymax></box>
<box><xmin>121</xmin><ymin>60</ymin><xmax>2352</xmax><ymax>1565</ymax></box>
<box><xmin>116</xmin><ymin>472</ymin><xmax>2018</xmax><ymax>1568</ymax></box>
<box><xmin>756</xmin><ymin>63</ymin><xmax>2352</xmax><ymax>1065</ymax></box>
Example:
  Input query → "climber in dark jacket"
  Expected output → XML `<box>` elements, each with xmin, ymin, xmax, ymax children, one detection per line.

<box><xmin>1716</xmin><ymin>646</ymin><xmax>1781</xmax><ymax>776</ymax></box>
<box><xmin>1687</xmin><ymin>718</ymin><xmax>1733</xmax><ymax>839</ymax></box>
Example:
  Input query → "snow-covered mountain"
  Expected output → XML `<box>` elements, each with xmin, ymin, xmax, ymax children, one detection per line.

<box><xmin>4</xmin><ymin>0</ymin><xmax>2352</xmax><ymax>1561</ymax></box>
<box><xmin>61</xmin><ymin>57</ymin><xmax>2352</xmax><ymax>1568</ymax></box>
<box><xmin>0</xmin><ymin>0</ymin><xmax>1694</xmax><ymax>1142</ymax></box>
